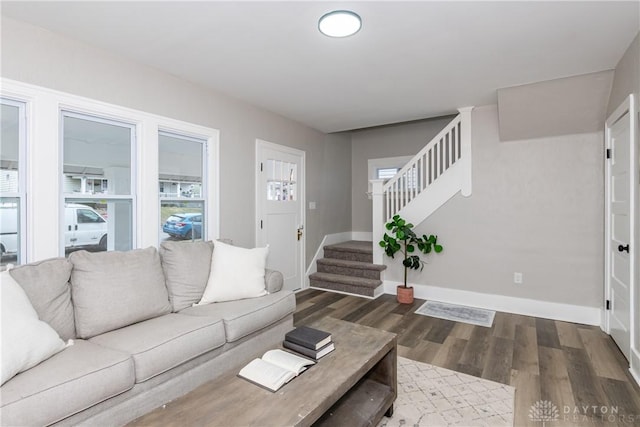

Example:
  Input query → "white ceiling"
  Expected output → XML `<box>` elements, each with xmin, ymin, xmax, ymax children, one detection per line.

<box><xmin>2</xmin><ymin>1</ymin><xmax>638</xmax><ymax>133</ymax></box>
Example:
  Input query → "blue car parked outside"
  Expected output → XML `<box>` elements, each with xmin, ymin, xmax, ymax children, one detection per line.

<box><xmin>162</xmin><ymin>213</ymin><xmax>202</xmax><ymax>239</ymax></box>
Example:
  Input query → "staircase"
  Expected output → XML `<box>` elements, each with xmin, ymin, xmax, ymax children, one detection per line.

<box><xmin>309</xmin><ymin>241</ymin><xmax>386</xmax><ymax>298</ymax></box>
<box><xmin>307</xmin><ymin>107</ymin><xmax>473</xmax><ymax>298</ymax></box>
<box><xmin>370</xmin><ymin>107</ymin><xmax>474</xmax><ymax>264</ymax></box>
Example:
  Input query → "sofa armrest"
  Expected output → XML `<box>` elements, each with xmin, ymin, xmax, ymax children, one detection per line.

<box><xmin>264</xmin><ymin>269</ymin><xmax>284</xmax><ymax>293</ymax></box>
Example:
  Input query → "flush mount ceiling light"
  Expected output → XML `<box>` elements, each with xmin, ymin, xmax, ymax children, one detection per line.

<box><xmin>318</xmin><ymin>10</ymin><xmax>361</xmax><ymax>38</ymax></box>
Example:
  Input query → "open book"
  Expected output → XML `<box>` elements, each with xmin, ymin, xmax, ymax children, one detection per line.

<box><xmin>238</xmin><ymin>349</ymin><xmax>315</xmax><ymax>392</ymax></box>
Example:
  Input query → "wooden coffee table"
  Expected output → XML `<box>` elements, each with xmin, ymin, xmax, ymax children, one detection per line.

<box><xmin>128</xmin><ymin>317</ymin><xmax>397</xmax><ymax>427</ymax></box>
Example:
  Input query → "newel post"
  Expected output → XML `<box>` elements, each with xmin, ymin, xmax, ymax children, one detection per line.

<box><xmin>370</xmin><ymin>179</ymin><xmax>386</xmax><ymax>265</ymax></box>
<box><xmin>458</xmin><ymin>106</ymin><xmax>474</xmax><ymax>197</ymax></box>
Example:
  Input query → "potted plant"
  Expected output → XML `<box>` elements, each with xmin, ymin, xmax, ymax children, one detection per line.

<box><xmin>379</xmin><ymin>214</ymin><xmax>443</xmax><ymax>304</ymax></box>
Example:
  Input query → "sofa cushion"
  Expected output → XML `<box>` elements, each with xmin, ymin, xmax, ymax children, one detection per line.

<box><xmin>199</xmin><ymin>241</ymin><xmax>268</xmax><ymax>304</ymax></box>
<box><xmin>1</xmin><ymin>271</ymin><xmax>67</xmax><ymax>386</ymax></box>
<box><xmin>264</xmin><ymin>269</ymin><xmax>284</xmax><ymax>293</ymax></box>
<box><xmin>69</xmin><ymin>247</ymin><xmax>172</xmax><ymax>339</ymax></box>
<box><xmin>159</xmin><ymin>240</ymin><xmax>214</xmax><ymax>311</ymax></box>
<box><xmin>0</xmin><ymin>340</ymin><xmax>134</xmax><ymax>427</ymax></box>
<box><xmin>9</xmin><ymin>257</ymin><xmax>75</xmax><ymax>340</ymax></box>
<box><xmin>180</xmin><ymin>291</ymin><xmax>295</xmax><ymax>342</ymax></box>
<box><xmin>89</xmin><ymin>313</ymin><xmax>226</xmax><ymax>383</ymax></box>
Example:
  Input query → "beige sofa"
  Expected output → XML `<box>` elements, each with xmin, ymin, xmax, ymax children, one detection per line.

<box><xmin>1</xmin><ymin>241</ymin><xmax>296</xmax><ymax>426</ymax></box>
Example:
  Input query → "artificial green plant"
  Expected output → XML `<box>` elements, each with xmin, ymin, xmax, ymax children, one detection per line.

<box><xmin>378</xmin><ymin>214</ymin><xmax>443</xmax><ymax>288</ymax></box>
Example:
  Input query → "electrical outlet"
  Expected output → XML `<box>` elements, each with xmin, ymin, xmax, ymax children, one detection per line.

<box><xmin>514</xmin><ymin>272</ymin><xmax>523</xmax><ymax>284</ymax></box>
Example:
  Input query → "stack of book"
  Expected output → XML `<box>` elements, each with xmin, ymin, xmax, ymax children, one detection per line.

<box><xmin>283</xmin><ymin>326</ymin><xmax>335</xmax><ymax>360</ymax></box>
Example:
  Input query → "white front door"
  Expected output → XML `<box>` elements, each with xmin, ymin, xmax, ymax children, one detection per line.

<box><xmin>256</xmin><ymin>140</ymin><xmax>305</xmax><ymax>292</ymax></box>
<box><xmin>605</xmin><ymin>95</ymin><xmax>637</xmax><ymax>361</ymax></box>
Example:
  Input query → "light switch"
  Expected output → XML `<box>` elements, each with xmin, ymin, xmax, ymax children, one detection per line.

<box><xmin>309</xmin><ymin>202</ymin><xmax>316</xmax><ymax>210</ymax></box>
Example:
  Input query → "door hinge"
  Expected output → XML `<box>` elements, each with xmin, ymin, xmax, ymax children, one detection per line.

<box><xmin>260</xmin><ymin>162</ymin><xmax>263</xmax><ymax>172</ymax></box>
<box><xmin>606</xmin><ymin>148</ymin><xmax>611</xmax><ymax>159</ymax></box>
<box><xmin>606</xmin><ymin>300</ymin><xmax>611</xmax><ymax>310</ymax></box>
<box><xmin>260</xmin><ymin>220</ymin><xmax>263</xmax><ymax>229</ymax></box>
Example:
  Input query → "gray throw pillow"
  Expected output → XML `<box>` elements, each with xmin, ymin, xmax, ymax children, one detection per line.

<box><xmin>159</xmin><ymin>240</ymin><xmax>214</xmax><ymax>311</ymax></box>
<box><xmin>9</xmin><ymin>257</ymin><xmax>75</xmax><ymax>341</ymax></box>
<box><xmin>265</xmin><ymin>269</ymin><xmax>284</xmax><ymax>293</ymax></box>
<box><xmin>69</xmin><ymin>247</ymin><xmax>171</xmax><ymax>339</ymax></box>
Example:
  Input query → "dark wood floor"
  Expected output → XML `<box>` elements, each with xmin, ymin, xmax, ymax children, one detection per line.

<box><xmin>294</xmin><ymin>290</ymin><xmax>640</xmax><ymax>427</ymax></box>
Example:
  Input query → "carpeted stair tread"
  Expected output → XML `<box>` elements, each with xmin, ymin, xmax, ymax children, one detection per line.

<box><xmin>316</xmin><ymin>258</ymin><xmax>387</xmax><ymax>271</ymax></box>
<box><xmin>309</xmin><ymin>272</ymin><xmax>381</xmax><ymax>289</ymax></box>
<box><xmin>323</xmin><ymin>240</ymin><xmax>373</xmax><ymax>254</ymax></box>
<box><xmin>323</xmin><ymin>241</ymin><xmax>374</xmax><ymax>263</ymax></box>
<box><xmin>311</xmin><ymin>240</ymin><xmax>383</xmax><ymax>297</ymax></box>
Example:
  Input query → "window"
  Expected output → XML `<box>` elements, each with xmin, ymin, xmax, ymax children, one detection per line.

<box><xmin>376</xmin><ymin>166</ymin><xmax>418</xmax><ymax>187</ymax></box>
<box><xmin>3</xmin><ymin>79</ymin><xmax>219</xmax><ymax>259</ymax></box>
<box><xmin>376</xmin><ymin>167</ymin><xmax>400</xmax><ymax>180</ymax></box>
<box><xmin>367</xmin><ymin>156</ymin><xmax>414</xmax><ymax>196</ymax></box>
<box><xmin>265</xmin><ymin>159</ymin><xmax>297</xmax><ymax>201</ymax></box>
<box><xmin>159</xmin><ymin>131</ymin><xmax>206</xmax><ymax>242</ymax></box>
<box><xmin>1</xmin><ymin>98</ymin><xmax>26</xmax><ymax>267</ymax></box>
<box><xmin>62</xmin><ymin>112</ymin><xmax>135</xmax><ymax>254</ymax></box>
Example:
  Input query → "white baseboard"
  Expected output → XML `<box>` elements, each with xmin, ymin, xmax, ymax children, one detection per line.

<box><xmin>631</xmin><ymin>348</ymin><xmax>640</xmax><ymax>388</ymax></box>
<box><xmin>306</xmin><ymin>234</ymin><xmax>601</xmax><ymax>326</ymax></box>
<box><xmin>384</xmin><ymin>280</ymin><xmax>602</xmax><ymax>326</ymax></box>
<box><xmin>305</xmin><ymin>231</ymin><xmax>371</xmax><ymax>288</ymax></box>
<box><xmin>308</xmin><ymin>284</ymin><xmax>384</xmax><ymax>300</ymax></box>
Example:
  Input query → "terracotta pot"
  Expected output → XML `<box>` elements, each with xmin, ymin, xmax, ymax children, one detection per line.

<box><xmin>397</xmin><ymin>285</ymin><xmax>414</xmax><ymax>304</ymax></box>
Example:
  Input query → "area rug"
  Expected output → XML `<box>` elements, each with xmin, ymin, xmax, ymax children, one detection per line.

<box><xmin>377</xmin><ymin>357</ymin><xmax>514</xmax><ymax>427</ymax></box>
<box><xmin>414</xmin><ymin>300</ymin><xmax>496</xmax><ymax>327</ymax></box>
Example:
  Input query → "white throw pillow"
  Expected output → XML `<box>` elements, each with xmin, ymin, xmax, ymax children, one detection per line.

<box><xmin>1</xmin><ymin>270</ymin><xmax>67</xmax><ymax>385</ymax></box>
<box><xmin>198</xmin><ymin>241</ymin><xmax>269</xmax><ymax>304</ymax></box>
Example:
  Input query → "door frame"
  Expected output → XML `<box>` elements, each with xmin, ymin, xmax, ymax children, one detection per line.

<box><xmin>255</xmin><ymin>139</ymin><xmax>306</xmax><ymax>291</ymax></box>
<box><xmin>603</xmin><ymin>94</ymin><xmax>638</xmax><ymax>361</ymax></box>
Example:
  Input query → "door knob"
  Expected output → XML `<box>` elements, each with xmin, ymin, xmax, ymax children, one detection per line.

<box><xmin>618</xmin><ymin>244</ymin><xmax>630</xmax><ymax>253</ymax></box>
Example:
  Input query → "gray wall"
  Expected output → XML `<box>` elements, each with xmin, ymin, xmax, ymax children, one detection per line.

<box><xmin>1</xmin><ymin>17</ymin><xmax>352</xmax><ymax>265</ymax></box>
<box><xmin>498</xmin><ymin>71</ymin><xmax>613</xmax><ymax>141</ymax></box>
<box><xmin>307</xmin><ymin>132</ymin><xmax>352</xmax><ymax>261</ymax></box>
<box><xmin>382</xmin><ymin>105</ymin><xmax>604</xmax><ymax>308</ymax></box>
<box><xmin>606</xmin><ymin>32</ymin><xmax>639</xmax><ymax>116</ymax></box>
<box><xmin>350</xmin><ymin>116</ymin><xmax>455</xmax><ymax>231</ymax></box>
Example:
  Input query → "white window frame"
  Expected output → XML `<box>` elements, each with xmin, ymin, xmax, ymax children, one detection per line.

<box><xmin>60</xmin><ymin>110</ymin><xmax>137</xmax><ymax>254</ymax></box>
<box><xmin>1</xmin><ymin>78</ymin><xmax>220</xmax><ymax>261</ymax></box>
<box><xmin>0</xmin><ymin>97</ymin><xmax>28</xmax><ymax>264</ymax></box>
<box><xmin>158</xmin><ymin>129</ymin><xmax>209</xmax><ymax>243</ymax></box>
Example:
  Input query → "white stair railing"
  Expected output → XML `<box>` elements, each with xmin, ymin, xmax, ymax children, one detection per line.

<box><xmin>382</xmin><ymin>107</ymin><xmax>473</xmax><ymax>222</ymax></box>
<box><xmin>371</xmin><ymin>107</ymin><xmax>473</xmax><ymax>264</ymax></box>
